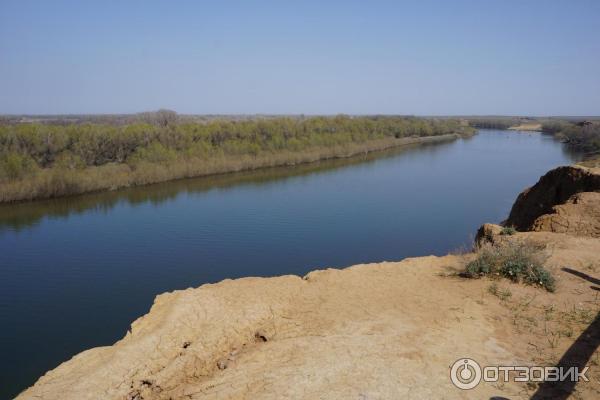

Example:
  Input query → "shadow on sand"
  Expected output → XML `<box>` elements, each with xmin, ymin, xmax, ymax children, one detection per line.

<box><xmin>528</xmin><ymin>267</ymin><xmax>600</xmax><ymax>399</ymax></box>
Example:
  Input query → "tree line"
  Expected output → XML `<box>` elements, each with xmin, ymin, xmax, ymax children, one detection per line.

<box><xmin>467</xmin><ymin>117</ymin><xmax>527</xmax><ymax>130</ymax></box>
<box><xmin>0</xmin><ymin>114</ymin><xmax>470</xmax><ymax>180</ymax></box>
<box><xmin>0</xmin><ymin>114</ymin><xmax>472</xmax><ymax>201</ymax></box>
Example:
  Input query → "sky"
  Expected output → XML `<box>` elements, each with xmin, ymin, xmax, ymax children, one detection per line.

<box><xmin>1</xmin><ymin>0</ymin><xmax>599</xmax><ymax>116</ymax></box>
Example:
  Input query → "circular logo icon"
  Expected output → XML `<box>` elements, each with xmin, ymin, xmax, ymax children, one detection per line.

<box><xmin>450</xmin><ymin>358</ymin><xmax>482</xmax><ymax>390</ymax></box>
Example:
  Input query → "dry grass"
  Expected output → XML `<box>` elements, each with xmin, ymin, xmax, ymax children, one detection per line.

<box><xmin>508</xmin><ymin>123</ymin><xmax>543</xmax><ymax>131</ymax></box>
<box><xmin>577</xmin><ymin>156</ymin><xmax>600</xmax><ymax>169</ymax></box>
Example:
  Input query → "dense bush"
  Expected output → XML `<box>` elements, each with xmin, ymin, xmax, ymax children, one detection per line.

<box><xmin>540</xmin><ymin>120</ymin><xmax>600</xmax><ymax>155</ymax></box>
<box><xmin>463</xmin><ymin>241</ymin><xmax>555</xmax><ymax>292</ymax></box>
<box><xmin>128</xmin><ymin>142</ymin><xmax>177</xmax><ymax>165</ymax></box>
<box><xmin>0</xmin><ymin>114</ymin><xmax>473</xmax><ymax>201</ymax></box>
<box><xmin>556</xmin><ymin>123</ymin><xmax>600</xmax><ymax>155</ymax></box>
<box><xmin>540</xmin><ymin>120</ymin><xmax>573</xmax><ymax>134</ymax></box>
<box><xmin>0</xmin><ymin>153</ymin><xmax>38</xmax><ymax>181</ymax></box>
<box><xmin>0</xmin><ymin>115</ymin><xmax>470</xmax><ymax>180</ymax></box>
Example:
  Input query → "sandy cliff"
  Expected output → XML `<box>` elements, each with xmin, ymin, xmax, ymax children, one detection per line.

<box><xmin>531</xmin><ymin>192</ymin><xmax>600</xmax><ymax>238</ymax></box>
<box><xmin>505</xmin><ymin>165</ymin><xmax>600</xmax><ymax>231</ymax></box>
<box><xmin>17</xmin><ymin>166</ymin><xmax>600</xmax><ymax>400</ymax></box>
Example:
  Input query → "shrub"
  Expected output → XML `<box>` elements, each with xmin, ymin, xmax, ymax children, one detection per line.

<box><xmin>128</xmin><ymin>142</ymin><xmax>177</xmax><ymax>165</ymax></box>
<box><xmin>552</xmin><ymin>122</ymin><xmax>600</xmax><ymax>155</ymax></box>
<box><xmin>500</xmin><ymin>226</ymin><xmax>516</xmax><ymax>236</ymax></box>
<box><xmin>1</xmin><ymin>153</ymin><xmax>38</xmax><ymax>181</ymax></box>
<box><xmin>53</xmin><ymin>151</ymin><xmax>85</xmax><ymax>170</ymax></box>
<box><xmin>464</xmin><ymin>241</ymin><xmax>555</xmax><ymax>292</ymax></box>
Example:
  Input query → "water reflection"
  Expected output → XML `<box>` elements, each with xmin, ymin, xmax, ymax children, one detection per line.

<box><xmin>0</xmin><ymin>140</ymin><xmax>454</xmax><ymax>232</ymax></box>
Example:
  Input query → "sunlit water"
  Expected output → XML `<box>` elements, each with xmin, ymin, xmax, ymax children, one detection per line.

<box><xmin>0</xmin><ymin>130</ymin><xmax>581</xmax><ymax>398</ymax></box>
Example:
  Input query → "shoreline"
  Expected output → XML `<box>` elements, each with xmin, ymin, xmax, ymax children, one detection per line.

<box><xmin>14</xmin><ymin>166</ymin><xmax>600</xmax><ymax>399</ymax></box>
<box><xmin>18</xmin><ymin>225</ymin><xmax>600</xmax><ymax>398</ymax></box>
<box><xmin>0</xmin><ymin>133</ymin><xmax>465</xmax><ymax>204</ymax></box>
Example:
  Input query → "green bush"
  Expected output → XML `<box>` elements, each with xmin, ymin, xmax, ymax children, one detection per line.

<box><xmin>128</xmin><ymin>143</ymin><xmax>177</xmax><ymax>165</ymax></box>
<box><xmin>1</xmin><ymin>153</ymin><xmax>37</xmax><ymax>181</ymax></box>
<box><xmin>0</xmin><ymin>116</ymin><xmax>473</xmax><ymax>171</ymax></box>
<box><xmin>500</xmin><ymin>226</ymin><xmax>516</xmax><ymax>236</ymax></box>
<box><xmin>464</xmin><ymin>241</ymin><xmax>555</xmax><ymax>292</ymax></box>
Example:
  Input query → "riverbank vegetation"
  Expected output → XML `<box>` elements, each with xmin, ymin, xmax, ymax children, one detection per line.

<box><xmin>467</xmin><ymin>117</ymin><xmax>524</xmax><ymax>130</ymax></box>
<box><xmin>467</xmin><ymin>116</ymin><xmax>600</xmax><ymax>157</ymax></box>
<box><xmin>0</xmin><ymin>113</ymin><xmax>472</xmax><ymax>202</ymax></box>
<box><xmin>543</xmin><ymin>120</ymin><xmax>600</xmax><ymax>156</ymax></box>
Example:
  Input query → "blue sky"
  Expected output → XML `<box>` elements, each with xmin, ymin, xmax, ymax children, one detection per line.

<box><xmin>1</xmin><ymin>0</ymin><xmax>599</xmax><ymax>115</ymax></box>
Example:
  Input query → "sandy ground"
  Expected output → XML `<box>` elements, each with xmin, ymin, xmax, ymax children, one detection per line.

<box><xmin>16</xmin><ymin>227</ymin><xmax>600</xmax><ymax>400</ymax></box>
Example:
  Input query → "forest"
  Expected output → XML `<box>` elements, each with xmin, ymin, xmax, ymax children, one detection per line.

<box><xmin>0</xmin><ymin>113</ymin><xmax>472</xmax><ymax>202</ymax></box>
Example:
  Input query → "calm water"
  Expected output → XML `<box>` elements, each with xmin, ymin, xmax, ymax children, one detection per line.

<box><xmin>0</xmin><ymin>130</ymin><xmax>581</xmax><ymax>398</ymax></box>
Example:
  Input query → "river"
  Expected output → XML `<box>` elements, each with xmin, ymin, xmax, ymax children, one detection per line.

<box><xmin>0</xmin><ymin>129</ymin><xmax>581</xmax><ymax>398</ymax></box>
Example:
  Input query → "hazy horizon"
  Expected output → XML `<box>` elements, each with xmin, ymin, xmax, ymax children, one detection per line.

<box><xmin>3</xmin><ymin>112</ymin><xmax>600</xmax><ymax>118</ymax></box>
<box><xmin>1</xmin><ymin>0</ymin><xmax>599</xmax><ymax>115</ymax></box>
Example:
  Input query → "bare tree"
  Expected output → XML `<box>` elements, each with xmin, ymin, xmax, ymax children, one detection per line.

<box><xmin>139</xmin><ymin>109</ymin><xmax>178</xmax><ymax>127</ymax></box>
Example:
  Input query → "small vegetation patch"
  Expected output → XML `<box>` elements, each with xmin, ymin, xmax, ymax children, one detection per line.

<box><xmin>500</xmin><ymin>226</ymin><xmax>516</xmax><ymax>236</ymax></box>
<box><xmin>487</xmin><ymin>283</ymin><xmax>512</xmax><ymax>300</ymax></box>
<box><xmin>464</xmin><ymin>241</ymin><xmax>555</xmax><ymax>292</ymax></box>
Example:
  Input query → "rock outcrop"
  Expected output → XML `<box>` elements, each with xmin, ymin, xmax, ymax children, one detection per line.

<box><xmin>505</xmin><ymin>166</ymin><xmax>600</xmax><ymax>231</ymax></box>
<box><xmin>474</xmin><ymin>223</ymin><xmax>503</xmax><ymax>246</ymax></box>
<box><xmin>531</xmin><ymin>192</ymin><xmax>600</xmax><ymax>237</ymax></box>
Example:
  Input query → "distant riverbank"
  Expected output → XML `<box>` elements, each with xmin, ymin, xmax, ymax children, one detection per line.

<box><xmin>466</xmin><ymin>116</ymin><xmax>600</xmax><ymax>157</ymax></box>
<box><xmin>0</xmin><ymin>115</ymin><xmax>472</xmax><ymax>203</ymax></box>
<box><xmin>0</xmin><ymin>134</ymin><xmax>462</xmax><ymax>203</ymax></box>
